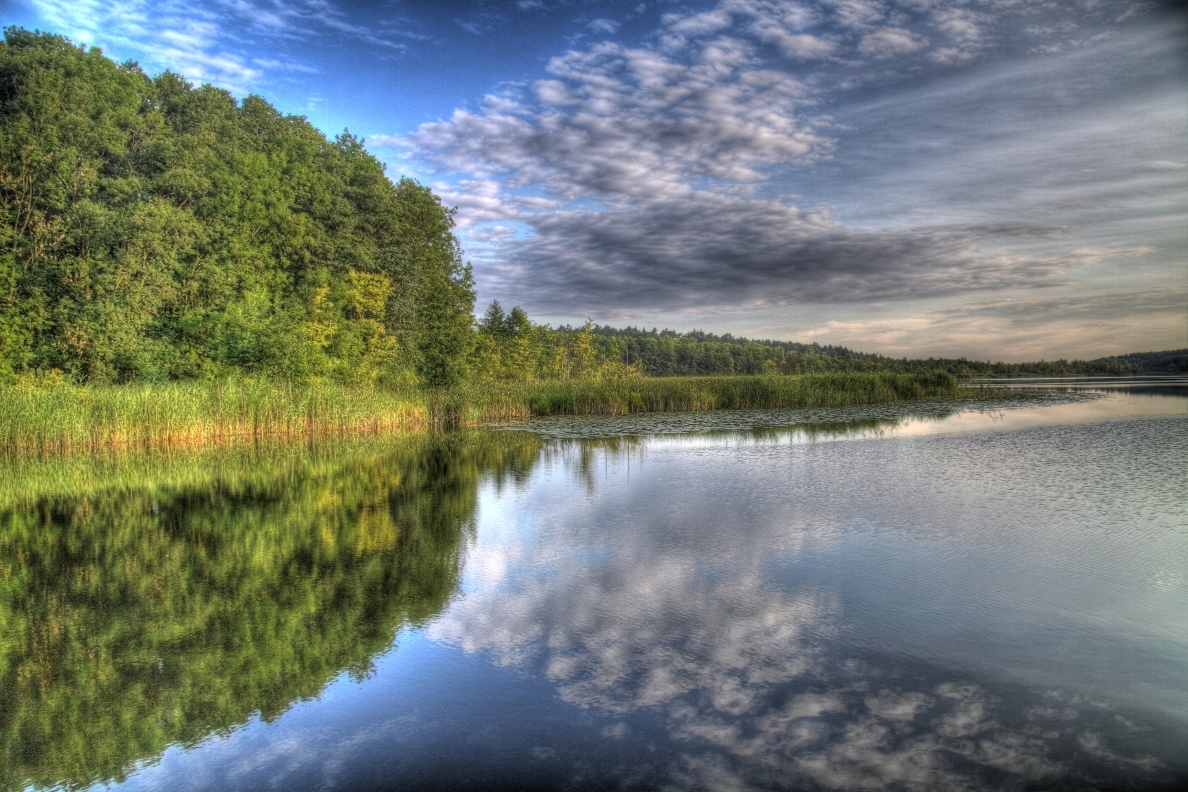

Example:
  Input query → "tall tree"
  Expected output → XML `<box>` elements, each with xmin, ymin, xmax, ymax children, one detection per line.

<box><xmin>0</xmin><ymin>28</ymin><xmax>475</xmax><ymax>385</ymax></box>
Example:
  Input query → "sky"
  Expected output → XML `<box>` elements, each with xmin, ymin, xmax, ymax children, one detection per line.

<box><xmin>3</xmin><ymin>0</ymin><xmax>1185</xmax><ymax>360</ymax></box>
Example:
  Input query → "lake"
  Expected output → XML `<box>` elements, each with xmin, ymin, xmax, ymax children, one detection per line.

<box><xmin>2</xmin><ymin>383</ymin><xmax>1185</xmax><ymax>791</ymax></box>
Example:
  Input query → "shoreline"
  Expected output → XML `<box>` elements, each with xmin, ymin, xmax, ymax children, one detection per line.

<box><xmin>0</xmin><ymin>371</ymin><xmax>1021</xmax><ymax>454</ymax></box>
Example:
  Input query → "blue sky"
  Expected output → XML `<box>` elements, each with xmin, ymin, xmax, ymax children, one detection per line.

<box><xmin>4</xmin><ymin>0</ymin><xmax>1185</xmax><ymax>359</ymax></box>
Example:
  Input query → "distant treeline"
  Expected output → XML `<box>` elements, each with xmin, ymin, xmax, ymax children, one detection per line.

<box><xmin>472</xmin><ymin>305</ymin><xmax>1186</xmax><ymax>380</ymax></box>
<box><xmin>1097</xmin><ymin>349</ymin><xmax>1188</xmax><ymax>375</ymax></box>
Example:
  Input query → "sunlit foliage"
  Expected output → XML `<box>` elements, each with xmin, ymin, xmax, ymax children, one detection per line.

<box><xmin>0</xmin><ymin>29</ymin><xmax>474</xmax><ymax>387</ymax></box>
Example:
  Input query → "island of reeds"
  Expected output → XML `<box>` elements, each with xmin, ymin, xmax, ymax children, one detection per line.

<box><xmin>1</xmin><ymin>28</ymin><xmax>1184</xmax><ymax>452</ymax></box>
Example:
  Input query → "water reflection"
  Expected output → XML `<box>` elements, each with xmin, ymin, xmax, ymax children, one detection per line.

<box><xmin>0</xmin><ymin>433</ymin><xmax>540</xmax><ymax>791</ymax></box>
<box><xmin>438</xmin><ymin>394</ymin><xmax>1187</xmax><ymax>790</ymax></box>
<box><xmin>967</xmin><ymin>375</ymin><xmax>1188</xmax><ymax>399</ymax></box>
<box><xmin>1</xmin><ymin>392</ymin><xmax>1185</xmax><ymax>791</ymax></box>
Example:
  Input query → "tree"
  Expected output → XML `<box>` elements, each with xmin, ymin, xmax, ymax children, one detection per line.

<box><xmin>480</xmin><ymin>300</ymin><xmax>507</xmax><ymax>337</ymax></box>
<box><xmin>0</xmin><ymin>28</ymin><xmax>475</xmax><ymax>386</ymax></box>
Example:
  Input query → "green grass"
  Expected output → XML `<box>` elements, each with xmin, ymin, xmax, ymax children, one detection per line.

<box><xmin>0</xmin><ymin>371</ymin><xmax>962</xmax><ymax>452</ymax></box>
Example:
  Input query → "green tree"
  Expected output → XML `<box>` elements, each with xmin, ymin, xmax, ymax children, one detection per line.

<box><xmin>0</xmin><ymin>29</ymin><xmax>475</xmax><ymax>387</ymax></box>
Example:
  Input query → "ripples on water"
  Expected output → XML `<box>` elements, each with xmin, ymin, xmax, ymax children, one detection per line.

<box><xmin>1</xmin><ymin>385</ymin><xmax>1184</xmax><ymax>791</ymax></box>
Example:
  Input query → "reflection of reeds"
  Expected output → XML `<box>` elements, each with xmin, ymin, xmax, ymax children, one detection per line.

<box><xmin>0</xmin><ymin>372</ymin><xmax>962</xmax><ymax>452</ymax></box>
<box><xmin>0</xmin><ymin>430</ymin><xmax>544</xmax><ymax>508</ymax></box>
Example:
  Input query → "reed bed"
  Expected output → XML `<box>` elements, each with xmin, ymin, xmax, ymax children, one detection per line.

<box><xmin>0</xmin><ymin>371</ymin><xmax>960</xmax><ymax>452</ymax></box>
<box><xmin>0</xmin><ymin>379</ymin><xmax>429</xmax><ymax>452</ymax></box>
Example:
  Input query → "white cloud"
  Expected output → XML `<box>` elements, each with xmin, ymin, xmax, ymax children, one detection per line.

<box><xmin>933</xmin><ymin>8</ymin><xmax>989</xmax><ymax>43</ymax></box>
<box><xmin>587</xmin><ymin>18</ymin><xmax>620</xmax><ymax>35</ymax></box>
<box><xmin>858</xmin><ymin>27</ymin><xmax>928</xmax><ymax>58</ymax></box>
<box><xmin>410</xmin><ymin>39</ymin><xmax>830</xmax><ymax>202</ymax></box>
<box><xmin>773</xmin><ymin>33</ymin><xmax>839</xmax><ymax>59</ymax></box>
<box><xmin>27</xmin><ymin>0</ymin><xmax>406</xmax><ymax>94</ymax></box>
<box><xmin>431</xmin><ymin>179</ymin><xmax>520</xmax><ymax>228</ymax></box>
<box><xmin>823</xmin><ymin>0</ymin><xmax>888</xmax><ymax>30</ymax></box>
<box><xmin>662</xmin><ymin>8</ymin><xmax>733</xmax><ymax>38</ymax></box>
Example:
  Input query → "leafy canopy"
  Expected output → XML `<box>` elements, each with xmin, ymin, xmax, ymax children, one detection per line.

<box><xmin>0</xmin><ymin>28</ymin><xmax>474</xmax><ymax>386</ymax></box>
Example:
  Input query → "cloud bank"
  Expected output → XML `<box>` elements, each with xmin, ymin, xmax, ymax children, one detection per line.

<box><xmin>389</xmin><ymin>0</ymin><xmax>1182</xmax><ymax>328</ymax></box>
<box><xmin>490</xmin><ymin>203</ymin><xmax>1109</xmax><ymax>313</ymax></box>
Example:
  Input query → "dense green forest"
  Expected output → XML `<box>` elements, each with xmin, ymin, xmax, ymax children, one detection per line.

<box><xmin>0</xmin><ymin>28</ymin><xmax>1179</xmax><ymax>392</ymax></box>
<box><xmin>0</xmin><ymin>28</ymin><xmax>473</xmax><ymax>387</ymax></box>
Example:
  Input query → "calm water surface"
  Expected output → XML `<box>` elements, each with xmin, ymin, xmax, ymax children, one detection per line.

<box><xmin>2</xmin><ymin>385</ymin><xmax>1185</xmax><ymax>791</ymax></box>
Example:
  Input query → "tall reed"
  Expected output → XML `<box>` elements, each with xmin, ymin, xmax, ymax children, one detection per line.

<box><xmin>0</xmin><ymin>379</ymin><xmax>428</xmax><ymax>452</ymax></box>
<box><xmin>0</xmin><ymin>371</ymin><xmax>959</xmax><ymax>452</ymax></box>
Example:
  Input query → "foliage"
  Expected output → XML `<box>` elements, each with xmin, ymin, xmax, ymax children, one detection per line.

<box><xmin>0</xmin><ymin>431</ymin><xmax>542</xmax><ymax>791</ymax></box>
<box><xmin>575</xmin><ymin>325</ymin><xmax>1155</xmax><ymax>378</ymax></box>
<box><xmin>0</xmin><ymin>29</ymin><xmax>474</xmax><ymax>386</ymax></box>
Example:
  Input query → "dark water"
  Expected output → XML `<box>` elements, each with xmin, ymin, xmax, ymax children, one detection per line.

<box><xmin>1</xmin><ymin>387</ymin><xmax>1184</xmax><ymax>791</ymax></box>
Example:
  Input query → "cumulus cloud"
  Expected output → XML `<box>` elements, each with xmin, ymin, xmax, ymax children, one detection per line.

<box><xmin>401</xmin><ymin>3</ymin><xmax>1164</xmax><ymax>319</ymax></box>
<box><xmin>772</xmin><ymin>33</ymin><xmax>839</xmax><ymax>59</ymax></box>
<box><xmin>432</xmin><ymin>179</ymin><xmax>520</xmax><ymax>228</ymax></box>
<box><xmin>385</xmin><ymin>0</ymin><xmax>1178</xmax><ymax>337</ymax></box>
<box><xmin>825</xmin><ymin>0</ymin><xmax>888</xmax><ymax>30</ymax></box>
<box><xmin>586</xmin><ymin>18</ymin><xmax>620</xmax><ymax>35</ymax></box>
<box><xmin>410</xmin><ymin>39</ymin><xmax>829</xmax><ymax>201</ymax></box>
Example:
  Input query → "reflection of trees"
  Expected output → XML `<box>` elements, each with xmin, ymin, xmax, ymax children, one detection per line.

<box><xmin>0</xmin><ymin>432</ymin><xmax>541</xmax><ymax>791</ymax></box>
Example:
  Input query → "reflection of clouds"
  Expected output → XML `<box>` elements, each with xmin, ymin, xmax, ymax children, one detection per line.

<box><xmin>432</xmin><ymin>543</ymin><xmax>1138</xmax><ymax>790</ymax></box>
<box><xmin>668</xmin><ymin>681</ymin><xmax>1070</xmax><ymax>790</ymax></box>
<box><xmin>433</xmin><ymin>433</ymin><xmax>1183</xmax><ymax>790</ymax></box>
<box><xmin>433</xmin><ymin>561</ymin><xmax>835</xmax><ymax>715</ymax></box>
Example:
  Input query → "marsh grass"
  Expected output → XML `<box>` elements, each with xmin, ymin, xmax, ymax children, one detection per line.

<box><xmin>0</xmin><ymin>379</ymin><xmax>429</xmax><ymax>452</ymax></box>
<box><xmin>0</xmin><ymin>371</ymin><xmax>961</xmax><ymax>452</ymax></box>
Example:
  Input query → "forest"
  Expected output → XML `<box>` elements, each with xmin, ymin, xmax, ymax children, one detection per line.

<box><xmin>475</xmin><ymin>309</ymin><xmax>1183</xmax><ymax>380</ymax></box>
<box><xmin>1</xmin><ymin>27</ymin><xmax>1179</xmax><ymax>400</ymax></box>
<box><xmin>0</xmin><ymin>28</ymin><xmax>472</xmax><ymax>387</ymax></box>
